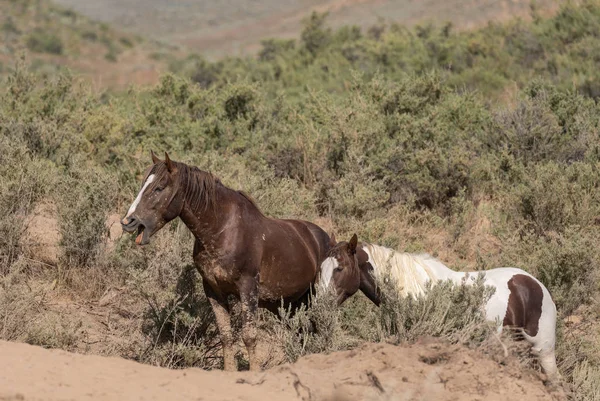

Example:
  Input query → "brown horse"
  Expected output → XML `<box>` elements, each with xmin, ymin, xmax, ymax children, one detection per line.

<box><xmin>319</xmin><ymin>234</ymin><xmax>380</xmax><ymax>306</ymax></box>
<box><xmin>121</xmin><ymin>152</ymin><xmax>331</xmax><ymax>371</ymax></box>
<box><xmin>320</xmin><ymin>235</ymin><xmax>559</xmax><ymax>379</ymax></box>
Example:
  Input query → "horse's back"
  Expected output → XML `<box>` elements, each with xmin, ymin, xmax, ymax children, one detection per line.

<box><xmin>300</xmin><ymin>220</ymin><xmax>331</xmax><ymax>259</ymax></box>
<box><xmin>251</xmin><ymin>218</ymin><xmax>330</xmax><ymax>304</ymax></box>
<box><xmin>278</xmin><ymin>219</ymin><xmax>330</xmax><ymax>259</ymax></box>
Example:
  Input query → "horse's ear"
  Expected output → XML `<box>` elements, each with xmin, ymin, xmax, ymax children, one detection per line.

<box><xmin>329</xmin><ymin>233</ymin><xmax>337</xmax><ymax>247</ymax></box>
<box><xmin>348</xmin><ymin>234</ymin><xmax>358</xmax><ymax>255</ymax></box>
<box><xmin>151</xmin><ymin>150</ymin><xmax>161</xmax><ymax>164</ymax></box>
<box><xmin>165</xmin><ymin>152</ymin><xmax>175</xmax><ymax>173</ymax></box>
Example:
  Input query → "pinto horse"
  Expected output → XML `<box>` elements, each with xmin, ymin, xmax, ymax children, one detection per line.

<box><xmin>121</xmin><ymin>152</ymin><xmax>330</xmax><ymax>371</ymax></box>
<box><xmin>320</xmin><ymin>235</ymin><xmax>559</xmax><ymax>379</ymax></box>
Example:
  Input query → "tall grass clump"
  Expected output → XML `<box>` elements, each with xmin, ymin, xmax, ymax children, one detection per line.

<box><xmin>0</xmin><ymin>273</ymin><xmax>48</xmax><ymax>342</ymax></box>
<box><xmin>572</xmin><ymin>361</ymin><xmax>600</xmax><ymax>401</ymax></box>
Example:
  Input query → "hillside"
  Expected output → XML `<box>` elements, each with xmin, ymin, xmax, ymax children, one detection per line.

<box><xmin>0</xmin><ymin>0</ymin><xmax>561</xmax><ymax>89</ymax></box>
<box><xmin>0</xmin><ymin>0</ymin><xmax>176</xmax><ymax>89</ymax></box>
<box><xmin>51</xmin><ymin>0</ymin><xmax>559</xmax><ymax>58</ymax></box>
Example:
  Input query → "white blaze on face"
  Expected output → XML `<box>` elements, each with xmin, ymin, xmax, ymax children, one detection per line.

<box><xmin>319</xmin><ymin>256</ymin><xmax>338</xmax><ymax>290</ymax></box>
<box><xmin>126</xmin><ymin>174</ymin><xmax>155</xmax><ymax>217</ymax></box>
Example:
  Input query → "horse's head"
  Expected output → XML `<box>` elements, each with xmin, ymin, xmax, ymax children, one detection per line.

<box><xmin>121</xmin><ymin>151</ymin><xmax>185</xmax><ymax>245</ymax></box>
<box><xmin>319</xmin><ymin>233</ymin><xmax>361</xmax><ymax>304</ymax></box>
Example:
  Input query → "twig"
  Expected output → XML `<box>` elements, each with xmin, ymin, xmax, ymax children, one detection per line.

<box><xmin>494</xmin><ymin>331</ymin><xmax>509</xmax><ymax>358</ymax></box>
<box><xmin>366</xmin><ymin>371</ymin><xmax>385</xmax><ymax>393</ymax></box>
<box><xmin>21</xmin><ymin>257</ymin><xmax>56</xmax><ymax>269</ymax></box>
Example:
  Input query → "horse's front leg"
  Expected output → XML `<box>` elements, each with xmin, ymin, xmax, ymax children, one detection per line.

<box><xmin>203</xmin><ymin>282</ymin><xmax>236</xmax><ymax>371</ymax></box>
<box><xmin>238</xmin><ymin>275</ymin><xmax>259</xmax><ymax>371</ymax></box>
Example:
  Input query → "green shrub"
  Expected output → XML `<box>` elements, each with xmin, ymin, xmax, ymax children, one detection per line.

<box><xmin>119</xmin><ymin>36</ymin><xmax>133</xmax><ymax>48</ymax></box>
<box><xmin>490</xmin><ymin>82</ymin><xmax>600</xmax><ymax>166</ymax></box>
<box><xmin>301</xmin><ymin>12</ymin><xmax>332</xmax><ymax>57</ymax></box>
<box><xmin>81</xmin><ymin>30</ymin><xmax>98</xmax><ymax>41</ymax></box>
<box><xmin>524</xmin><ymin>231</ymin><xmax>599</xmax><ymax>316</ymax></box>
<box><xmin>0</xmin><ymin>137</ymin><xmax>54</xmax><ymax>274</ymax></box>
<box><xmin>510</xmin><ymin>162</ymin><xmax>600</xmax><ymax>235</ymax></box>
<box><xmin>57</xmin><ymin>165</ymin><xmax>117</xmax><ymax>269</ymax></box>
<box><xmin>26</xmin><ymin>29</ymin><xmax>64</xmax><ymax>55</ymax></box>
<box><xmin>2</xmin><ymin>17</ymin><xmax>19</xmax><ymax>35</ymax></box>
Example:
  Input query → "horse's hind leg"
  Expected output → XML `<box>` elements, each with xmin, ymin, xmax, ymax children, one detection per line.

<box><xmin>239</xmin><ymin>276</ymin><xmax>259</xmax><ymax>371</ymax></box>
<box><xmin>204</xmin><ymin>283</ymin><xmax>236</xmax><ymax>371</ymax></box>
<box><xmin>527</xmin><ymin>334</ymin><xmax>559</xmax><ymax>382</ymax></box>
<box><xmin>539</xmin><ymin>349</ymin><xmax>559</xmax><ymax>381</ymax></box>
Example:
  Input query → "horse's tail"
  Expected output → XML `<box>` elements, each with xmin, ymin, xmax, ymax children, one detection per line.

<box><xmin>522</xmin><ymin>280</ymin><xmax>560</xmax><ymax>381</ymax></box>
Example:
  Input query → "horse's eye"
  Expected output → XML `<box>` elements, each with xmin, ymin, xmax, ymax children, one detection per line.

<box><xmin>154</xmin><ymin>187</ymin><xmax>164</xmax><ymax>193</ymax></box>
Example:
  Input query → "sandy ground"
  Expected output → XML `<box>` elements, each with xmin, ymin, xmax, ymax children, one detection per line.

<box><xmin>0</xmin><ymin>339</ymin><xmax>563</xmax><ymax>401</ymax></box>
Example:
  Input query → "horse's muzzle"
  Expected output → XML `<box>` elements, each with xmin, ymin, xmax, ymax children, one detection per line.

<box><xmin>121</xmin><ymin>216</ymin><xmax>150</xmax><ymax>245</ymax></box>
<box><xmin>121</xmin><ymin>216</ymin><xmax>139</xmax><ymax>233</ymax></box>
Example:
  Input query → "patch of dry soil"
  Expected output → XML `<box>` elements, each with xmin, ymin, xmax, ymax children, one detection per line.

<box><xmin>0</xmin><ymin>340</ymin><xmax>563</xmax><ymax>401</ymax></box>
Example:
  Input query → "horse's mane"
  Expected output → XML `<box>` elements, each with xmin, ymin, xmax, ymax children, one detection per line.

<box><xmin>181</xmin><ymin>163</ymin><xmax>220</xmax><ymax>212</ymax></box>
<box><xmin>362</xmin><ymin>243</ymin><xmax>454</xmax><ymax>297</ymax></box>
<box><xmin>151</xmin><ymin>160</ymin><xmax>263</xmax><ymax>214</ymax></box>
<box><xmin>149</xmin><ymin>161</ymin><xmax>219</xmax><ymax>212</ymax></box>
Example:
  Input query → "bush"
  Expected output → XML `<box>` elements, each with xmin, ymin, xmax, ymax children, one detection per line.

<box><xmin>301</xmin><ymin>12</ymin><xmax>332</xmax><ymax>57</ymax></box>
<box><xmin>260</xmin><ymin>272</ymin><xmax>497</xmax><ymax>365</ymax></box>
<box><xmin>57</xmin><ymin>165</ymin><xmax>117</xmax><ymax>269</ymax></box>
<box><xmin>25</xmin><ymin>313</ymin><xmax>81</xmax><ymax>351</ymax></box>
<box><xmin>263</xmin><ymin>286</ymin><xmax>354</xmax><ymax>363</ymax></box>
<box><xmin>572</xmin><ymin>361</ymin><xmax>600</xmax><ymax>400</ymax></box>
<box><xmin>378</xmin><ymin>274</ymin><xmax>495</xmax><ymax>345</ymax></box>
<box><xmin>510</xmin><ymin>162</ymin><xmax>600</xmax><ymax>235</ymax></box>
<box><xmin>26</xmin><ymin>30</ymin><xmax>64</xmax><ymax>55</ymax></box>
<box><xmin>0</xmin><ymin>137</ymin><xmax>54</xmax><ymax>274</ymax></box>
<box><xmin>136</xmin><ymin>265</ymin><xmax>221</xmax><ymax>369</ymax></box>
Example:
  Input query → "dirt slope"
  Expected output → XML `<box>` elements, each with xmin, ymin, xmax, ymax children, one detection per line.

<box><xmin>0</xmin><ymin>339</ymin><xmax>562</xmax><ymax>401</ymax></box>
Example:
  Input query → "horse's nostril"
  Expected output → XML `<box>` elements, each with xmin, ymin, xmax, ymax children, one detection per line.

<box><xmin>121</xmin><ymin>217</ymin><xmax>135</xmax><ymax>226</ymax></box>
